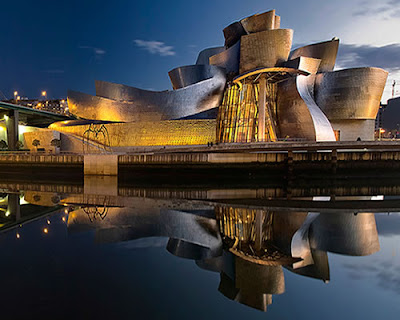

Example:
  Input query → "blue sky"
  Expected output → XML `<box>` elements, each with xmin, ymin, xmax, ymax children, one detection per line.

<box><xmin>1</xmin><ymin>0</ymin><xmax>399</xmax><ymax>102</ymax></box>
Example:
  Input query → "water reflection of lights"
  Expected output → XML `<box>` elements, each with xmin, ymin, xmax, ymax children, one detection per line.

<box><xmin>19</xmin><ymin>197</ymin><xmax>30</xmax><ymax>205</ymax></box>
<box><xmin>43</xmin><ymin>228</ymin><xmax>48</xmax><ymax>234</ymax></box>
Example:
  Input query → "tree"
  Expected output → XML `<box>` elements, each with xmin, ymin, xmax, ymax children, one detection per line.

<box><xmin>50</xmin><ymin>139</ymin><xmax>61</xmax><ymax>148</ymax></box>
<box><xmin>0</xmin><ymin>140</ymin><xmax>7</xmax><ymax>149</ymax></box>
<box><xmin>32</xmin><ymin>139</ymin><xmax>40</xmax><ymax>147</ymax></box>
<box><xmin>15</xmin><ymin>141</ymin><xmax>23</xmax><ymax>150</ymax></box>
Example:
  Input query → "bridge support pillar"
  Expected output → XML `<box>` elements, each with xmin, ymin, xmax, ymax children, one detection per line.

<box><xmin>7</xmin><ymin>193</ymin><xmax>21</xmax><ymax>222</ymax></box>
<box><xmin>6</xmin><ymin>110</ymin><xmax>19</xmax><ymax>150</ymax></box>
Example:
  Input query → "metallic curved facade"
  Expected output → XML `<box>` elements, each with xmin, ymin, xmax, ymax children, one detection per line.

<box><xmin>222</xmin><ymin>10</ymin><xmax>281</xmax><ymax>50</ymax></box>
<box><xmin>61</xmin><ymin>8</ymin><xmax>389</xmax><ymax>146</ymax></box>
<box><xmin>196</xmin><ymin>46</ymin><xmax>225</xmax><ymax>65</ymax></box>
<box><xmin>240</xmin><ymin>9</ymin><xmax>277</xmax><ymax>33</ymax></box>
<box><xmin>168</xmin><ymin>65</ymin><xmax>226</xmax><ymax>90</ymax></box>
<box><xmin>314</xmin><ymin>67</ymin><xmax>388</xmax><ymax>120</ymax></box>
<box><xmin>223</xmin><ymin>21</ymin><xmax>246</xmax><ymax>48</ymax></box>
<box><xmin>276</xmin><ymin>78</ymin><xmax>318</xmax><ymax>141</ymax></box>
<box><xmin>309</xmin><ymin>213</ymin><xmax>380</xmax><ymax>256</ymax></box>
<box><xmin>296</xmin><ymin>75</ymin><xmax>336</xmax><ymax>141</ymax></box>
<box><xmin>289</xmin><ymin>39</ymin><xmax>339</xmax><ymax>73</ymax></box>
<box><xmin>68</xmin><ymin>68</ymin><xmax>226</xmax><ymax>122</ymax></box>
<box><xmin>276</xmin><ymin>72</ymin><xmax>337</xmax><ymax>142</ymax></box>
<box><xmin>209</xmin><ymin>41</ymin><xmax>241</xmax><ymax>76</ymax></box>
<box><xmin>240</xmin><ymin>29</ymin><xmax>293</xmax><ymax>74</ymax></box>
<box><xmin>67</xmin><ymin>90</ymin><xmax>160</xmax><ymax>122</ymax></box>
<box><xmin>283</xmin><ymin>56</ymin><xmax>321</xmax><ymax>74</ymax></box>
<box><xmin>96</xmin><ymin>76</ymin><xmax>225</xmax><ymax>119</ymax></box>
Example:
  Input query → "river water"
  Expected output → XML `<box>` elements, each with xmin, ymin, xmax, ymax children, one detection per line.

<box><xmin>0</xmin><ymin>177</ymin><xmax>399</xmax><ymax>319</ymax></box>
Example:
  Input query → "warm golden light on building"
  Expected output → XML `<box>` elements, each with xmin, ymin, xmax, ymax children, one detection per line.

<box><xmin>217</xmin><ymin>83</ymin><xmax>259</xmax><ymax>143</ymax></box>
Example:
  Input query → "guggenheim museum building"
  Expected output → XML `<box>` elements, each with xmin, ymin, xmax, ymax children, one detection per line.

<box><xmin>30</xmin><ymin>9</ymin><xmax>388</xmax><ymax>151</ymax></box>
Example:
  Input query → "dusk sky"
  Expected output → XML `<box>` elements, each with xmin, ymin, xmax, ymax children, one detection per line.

<box><xmin>1</xmin><ymin>0</ymin><xmax>400</xmax><ymax>102</ymax></box>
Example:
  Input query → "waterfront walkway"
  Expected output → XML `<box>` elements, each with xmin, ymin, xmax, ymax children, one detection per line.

<box><xmin>1</xmin><ymin>141</ymin><xmax>400</xmax><ymax>176</ymax></box>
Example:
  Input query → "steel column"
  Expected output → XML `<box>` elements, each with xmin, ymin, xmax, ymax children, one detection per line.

<box><xmin>6</xmin><ymin>110</ymin><xmax>19</xmax><ymax>150</ymax></box>
<box><xmin>258</xmin><ymin>76</ymin><xmax>266</xmax><ymax>142</ymax></box>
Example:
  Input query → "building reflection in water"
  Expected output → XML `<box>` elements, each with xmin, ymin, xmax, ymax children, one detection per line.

<box><xmin>62</xmin><ymin>201</ymin><xmax>380</xmax><ymax>312</ymax></box>
<box><xmin>208</xmin><ymin>206</ymin><xmax>380</xmax><ymax>311</ymax></box>
<box><xmin>0</xmin><ymin>176</ymin><xmax>388</xmax><ymax>313</ymax></box>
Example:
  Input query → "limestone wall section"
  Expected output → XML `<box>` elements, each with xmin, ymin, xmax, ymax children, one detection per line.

<box><xmin>50</xmin><ymin>120</ymin><xmax>216</xmax><ymax>148</ymax></box>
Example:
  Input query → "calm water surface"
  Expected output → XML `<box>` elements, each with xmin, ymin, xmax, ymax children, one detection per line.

<box><xmin>1</xmin><ymin>178</ymin><xmax>400</xmax><ymax>319</ymax></box>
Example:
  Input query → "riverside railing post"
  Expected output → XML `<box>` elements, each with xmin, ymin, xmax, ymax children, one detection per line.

<box><xmin>258</xmin><ymin>75</ymin><xmax>266</xmax><ymax>142</ymax></box>
<box><xmin>6</xmin><ymin>110</ymin><xmax>19</xmax><ymax>150</ymax></box>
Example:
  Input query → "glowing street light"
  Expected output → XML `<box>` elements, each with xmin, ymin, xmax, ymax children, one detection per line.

<box><xmin>41</xmin><ymin>91</ymin><xmax>47</xmax><ymax>100</ymax></box>
<box><xmin>379</xmin><ymin>128</ymin><xmax>385</xmax><ymax>140</ymax></box>
<box><xmin>13</xmin><ymin>91</ymin><xmax>18</xmax><ymax>100</ymax></box>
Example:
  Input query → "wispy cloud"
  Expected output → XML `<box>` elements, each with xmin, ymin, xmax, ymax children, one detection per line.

<box><xmin>78</xmin><ymin>45</ymin><xmax>106</xmax><ymax>62</ymax></box>
<box><xmin>134</xmin><ymin>39</ymin><xmax>176</xmax><ymax>56</ymax></box>
<box><xmin>342</xmin><ymin>257</ymin><xmax>400</xmax><ymax>295</ymax></box>
<box><xmin>336</xmin><ymin>43</ymin><xmax>400</xmax><ymax>72</ymax></box>
<box><xmin>352</xmin><ymin>0</ymin><xmax>400</xmax><ymax>18</ymax></box>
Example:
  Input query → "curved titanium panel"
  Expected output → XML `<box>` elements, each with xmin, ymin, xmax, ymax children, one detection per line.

<box><xmin>223</xmin><ymin>21</ymin><xmax>246</xmax><ymax>48</ymax></box>
<box><xmin>285</xmin><ymin>249</ymin><xmax>330</xmax><ymax>282</ymax></box>
<box><xmin>314</xmin><ymin>67</ymin><xmax>388</xmax><ymax>120</ymax></box>
<box><xmin>309</xmin><ymin>213</ymin><xmax>380</xmax><ymax>256</ymax></box>
<box><xmin>276</xmin><ymin>78</ymin><xmax>317</xmax><ymax>141</ymax></box>
<box><xmin>167</xmin><ymin>239</ymin><xmax>221</xmax><ymax>260</ymax></box>
<box><xmin>196</xmin><ymin>46</ymin><xmax>225</xmax><ymax>65</ymax></box>
<box><xmin>289</xmin><ymin>39</ymin><xmax>339</xmax><ymax>73</ymax></box>
<box><xmin>209</xmin><ymin>40</ymin><xmax>240</xmax><ymax>76</ymax></box>
<box><xmin>239</xmin><ymin>29</ymin><xmax>293</xmax><ymax>74</ymax></box>
<box><xmin>235</xmin><ymin>259</ymin><xmax>285</xmax><ymax>295</ymax></box>
<box><xmin>296</xmin><ymin>75</ymin><xmax>336</xmax><ymax>141</ymax></box>
<box><xmin>274</xmin><ymin>15</ymin><xmax>281</xmax><ymax>29</ymax></box>
<box><xmin>67</xmin><ymin>90</ymin><xmax>162</xmax><ymax>122</ymax></box>
<box><xmin>240</xmin><ymin>10</ymin><xmax>276</xmax><ymax>33</ymax></box>
<box><xmin>68</xmin><ymin>208</ymin><xmax>222</xmax><ymax>252</ymax></box>
<box><xmin>219</xmin><ymin>272</ymin><xmax>273</xmax><ymax>312</ymax></box>
<box><xmin>283</xmin><ymin>56</ymin><xmax>321</xmax><ymax>75</ymax></box>
<box><xmin>69</xmin><ymin>71</ymin><xmax>226</xmax><ymax>122</ymax></box>
<box><xmin>168</xmin><ymin>65</ymin><xmax>226</xmax><ymax>90</ymax></box>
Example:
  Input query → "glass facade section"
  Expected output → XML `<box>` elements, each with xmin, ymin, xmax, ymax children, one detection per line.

<box><xmin>217</xmin><ymin>81</ymin><xmax>278</xmax><ymax>143</ymax></box>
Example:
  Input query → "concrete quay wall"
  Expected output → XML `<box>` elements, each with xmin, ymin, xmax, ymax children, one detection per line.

<box><xmin>2</xmin><ymin>144</ymin><xmax>400</xmax><ymax>176</ymax></box>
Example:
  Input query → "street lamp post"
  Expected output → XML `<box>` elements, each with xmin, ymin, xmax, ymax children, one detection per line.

<box><xmin>13</xmin><ymin>91</ymin><xmax>18</xmax><ymax>101</ymax></box>
<box><xmin>41</xmin><ymin>91</ymin><xmax>47</xmax><ymax>101</ymax></box>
